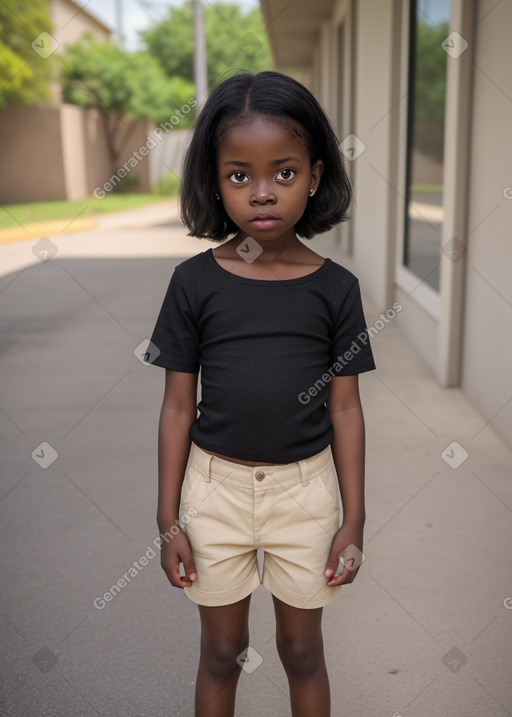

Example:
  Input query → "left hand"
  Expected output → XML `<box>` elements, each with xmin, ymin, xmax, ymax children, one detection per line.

<box><xmin>324</xmin><ymin>521</ymin><xmax>365</xmax><ymax>586</ymax></box>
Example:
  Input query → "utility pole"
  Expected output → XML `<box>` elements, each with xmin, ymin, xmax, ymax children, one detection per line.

<box><xmin>115</xmin><ymin>0</ymin><xmax>124</xmax><ymax>47</ymax></box>
<box><xmin>193</xmin><ymin>0</ymin><xmax>208</xmax><ymax>110</ymax></box>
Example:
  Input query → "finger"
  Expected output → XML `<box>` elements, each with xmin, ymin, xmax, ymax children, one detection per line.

<box><xmin>180</xmin><ymin>555</ymin><xmax>197</xmax><ymax>584</ymax></box>
<box><xmin>326</xmin><ymin>567</ymin><xmax>346</xmax><ymax>586</ymax></box>
<box><xmin>324</xmin><ymin>556</ymin><xmax>340</xmax><ymax>580</ymax></box>
<box><xmin>164</xmin><ymin>556</ymin><xmax>194</xmax><ymax>588</ymax></box>
<box><xmin>327</xmin><ymin>565</ymin><xmax>359</xmax><ymax>586</ymax></box>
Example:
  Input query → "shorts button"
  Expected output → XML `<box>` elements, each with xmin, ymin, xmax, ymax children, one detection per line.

<box><xmin>255</xmin><ymin>470</ymin><xmax>265</xmax><ymax>481</ymax></box>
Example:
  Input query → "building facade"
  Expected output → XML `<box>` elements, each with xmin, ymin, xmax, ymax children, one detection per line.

<box><xmin>261</xmin><ymin>0</ymin><xmax>512</xmax><ymax>448</ymax></box>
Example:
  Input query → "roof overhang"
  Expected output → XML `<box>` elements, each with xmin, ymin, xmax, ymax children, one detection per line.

<box><xmin>259</xmin><ymin>0</ymin><xmax>334</xmax><ymax>69</ymax></box>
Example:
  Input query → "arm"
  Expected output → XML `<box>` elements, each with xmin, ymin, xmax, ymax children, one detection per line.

<box><xmin>324</xmin><ymin>374</ymin><xmax>367</xmax><ymax>586</ymax></box>
<box><xmin>156</xmin><ymin>368</ymin><xmax>199</xmax><ymax>588</ymax></box>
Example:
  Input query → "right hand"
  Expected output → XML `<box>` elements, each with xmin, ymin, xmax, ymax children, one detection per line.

<box><xmin>160</xmin><ymin>528</ymin><xmax>197</xmax><ymax>588</ymax></box>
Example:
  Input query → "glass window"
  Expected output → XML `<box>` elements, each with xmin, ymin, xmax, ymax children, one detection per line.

<box><xmin>403</xmin><ymin>0</ymin><xmax>450</xmax><ymax>291</ymax></box>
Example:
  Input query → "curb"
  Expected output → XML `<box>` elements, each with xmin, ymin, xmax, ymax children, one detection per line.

<box><xmin>0</xmin><ymin>218</ymin><xmax>98</xmax><ymax>245</ymax></box>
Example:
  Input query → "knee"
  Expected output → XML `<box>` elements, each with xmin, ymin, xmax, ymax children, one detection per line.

<box><xmin>203</xmin><ymin>639</ymin><xmax>248</xmax><ymax>681</ymax></box>
<box><xmin>276</xmin><ymin>636</ymin><xmax>323</xmax><ymax>677</ymax></box>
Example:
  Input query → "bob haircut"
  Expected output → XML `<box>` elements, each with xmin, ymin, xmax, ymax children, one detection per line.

<box><xmin>179</xmin><ymin>71</ymin><xmax>352</xmax><ymax>240</ymax></box>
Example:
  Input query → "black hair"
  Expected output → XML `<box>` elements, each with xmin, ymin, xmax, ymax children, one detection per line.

<box><xmin>179</xmin><ymin>71</ymin><xmax>352</xmax><ymax>240</ymax></box>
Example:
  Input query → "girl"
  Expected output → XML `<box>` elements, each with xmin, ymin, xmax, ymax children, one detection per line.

<box><xmin>149</xmin><ymin>71</ymin><xmax>375</xmax><ymax>717</ymax></box>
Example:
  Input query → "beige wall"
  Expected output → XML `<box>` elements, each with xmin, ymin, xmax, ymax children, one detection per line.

<box><xmin>311</xmin><ymin>0</ymin><xmax>399</xmax><ymax>312</ymax></box>
<box><xmin>461</xmin><ymin>0</ymin><xmax>512</xmax><ymax>444</ymax></box>
<box><xmin>60</xmin><ymin>104</ymin><xmax>88</xmax><ymax>200</ymax></box>
<box><xmin>350</xmin><ymin>0</ymin><xmax>397</xmax><ymax>312</ymax></box>
<box><xmin>81</xmin><ymin>109</ymin><xmax>112</xmax><ymax>196</ymax></box>
<box><xmin>49</xmin><ymin>0</ymin><xmax>112</xmax><ymax>47</ymax></box>
<box><xmin>0</xmin><ymin>106</ymin><xmax>67</xmax><ymax>202</ymax></box>
<box><xmin>0</xmin><ymin>106</ymin><xmax>151</xmax><ymax>203</ymax></box>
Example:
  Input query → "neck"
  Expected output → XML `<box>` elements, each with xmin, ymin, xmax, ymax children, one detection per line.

<box><xmin>235</xmin><ymin>229</ymin><xmax>303</xmax><ymax>263</ymax></box>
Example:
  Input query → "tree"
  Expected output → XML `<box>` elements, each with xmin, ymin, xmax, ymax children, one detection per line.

<box><xmin>61</xmin><ymin>34</ymin><xmax>195</xmax><ymax>172</ymax></box>
<box><xmin>141</xmin><ymin>2</ymin><xmax>273</xmax><ymax>91</ymax></box>
<box><xmin>412</xmin><ymin>20</ymin><xmax>449</xmax><ymax>163</ymax></box>
<box><xmin>0</xmin><ymin>0</ymin><xmax>55</xmax><ymax>107</ymax></box>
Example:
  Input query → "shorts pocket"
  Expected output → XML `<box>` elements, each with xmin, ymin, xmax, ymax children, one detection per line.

<box><xmin>312</xmin><ymin>464</ymin><xmax>339</xmax><ymax>511</ymax></box>
<box><xmin>181</xmin><ymin>464</ymin><xmax>207</xmax><ymax>505</ymax></box>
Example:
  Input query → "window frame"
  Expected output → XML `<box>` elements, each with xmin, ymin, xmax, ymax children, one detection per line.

<box><xmin>394</xmin><ymin>0</ymin><xmax>475</xmax><ymax>383</ymax></box>
<box><xmin>395</xmin><ymin>0</ymin><xmax>442</xmax><ymax>320</ymax></box>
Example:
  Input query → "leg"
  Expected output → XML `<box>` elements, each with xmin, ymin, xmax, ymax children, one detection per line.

<box><xmin>272</xmin><ymin>594</ymin><xmax>330</xmax><ymax>717</ymax></box>
<box><xmin>195</xmin><ymin>594</ymin><xmax>252</xmax><ymax>717</ymax></box>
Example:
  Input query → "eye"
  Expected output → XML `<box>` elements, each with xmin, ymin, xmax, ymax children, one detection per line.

<box><xmin>228</xmin><ymin>171</ymin><xmax>250</xmax><ymax>184</ymax></box>
<box><xmin>275</xmin><ymin>168</ymin><xmax>296</xmax><ymax>181</ymax></box>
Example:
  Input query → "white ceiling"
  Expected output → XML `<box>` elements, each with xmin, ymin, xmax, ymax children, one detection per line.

<box><xmin>260</xmin><ymin>0</ymin><xmax>335</xmax><ymax>68</ymax></box>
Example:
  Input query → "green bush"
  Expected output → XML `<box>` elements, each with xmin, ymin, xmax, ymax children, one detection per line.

<box><xmin>155</xmin><ymin>173</ymin><xmax>180</xmax><ymax>196</ymax></box>
<box><xmin>113</xmin><ymin>172</ymin><xmax>141</xmax><ymax>193</ymax></box>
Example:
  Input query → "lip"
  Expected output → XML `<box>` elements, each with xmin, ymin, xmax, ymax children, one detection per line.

<box><xmin>250</xmin><ymin>213</ymin><xmax>279</xmax><ymax>221</ymax></box>
<box><xmin>249</xmin><ymin>213</ymin><xmax>280</xmax><ymax>228</ymax></box>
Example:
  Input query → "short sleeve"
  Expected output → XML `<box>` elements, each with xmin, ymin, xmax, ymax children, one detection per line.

<box><xmin>148</xmin><ymin>269</ymin><xmax>199</xmax><ymax>372</ymax></box>
<box><xmin>329</xmin><ymin>279</ymin><xmax>376</xmax><ymax>376</ymax></box>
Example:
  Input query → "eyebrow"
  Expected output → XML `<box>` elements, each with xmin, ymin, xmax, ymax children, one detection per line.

<box><xmin>223</xmin><ymin>156</ymin><xmax>302</xmax><ymax>168</ymax></box>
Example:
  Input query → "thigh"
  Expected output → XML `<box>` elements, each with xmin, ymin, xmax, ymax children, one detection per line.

<box><xmin>272</xmin><ymin>594</ymin><xmax>323</xmax><ymax>644</ymax></box>
<box><xmin>199</xmin><ymin>594</ymin><xmax>252</xmax><ymax>649</ymax></box>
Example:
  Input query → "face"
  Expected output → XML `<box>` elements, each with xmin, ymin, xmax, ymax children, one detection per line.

<box><xmin>216</xmin><ymin>114</ymin><xmax>323</xmax><ymax>243</ymax></box>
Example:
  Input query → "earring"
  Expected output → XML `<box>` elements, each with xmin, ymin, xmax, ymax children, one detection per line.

<box><xmin>215</xmin><ymin>193</ymin><xmax>220</xmax><ymax>200</ymax></box>
<box><xmin>309</xmin><ymin>188</ymin><xmax>315</xmax><ymax>196</ymax></box>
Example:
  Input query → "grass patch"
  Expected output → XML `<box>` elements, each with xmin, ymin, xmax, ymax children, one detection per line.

<box><xmin>0</xmin><ymin>193</ymin><xmax>175</xmax><ymax>230</ymax></box>
<box><xmin>410</xmin><ymin>184</ymin><xmax>443</xmax><ymax>194</ymax></box>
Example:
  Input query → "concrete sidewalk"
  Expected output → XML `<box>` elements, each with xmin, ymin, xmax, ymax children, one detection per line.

<box><xmin>0</xmin><ymin>200</ymin><xmax>511</xmax><ymax>716</ymax></box>
<box><xmin>0</xmin><ymin>200</ymin><xmax>203</xmax><ymax>277</ymax></box>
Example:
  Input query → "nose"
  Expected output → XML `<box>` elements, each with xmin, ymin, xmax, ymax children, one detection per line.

<box><xmin>250</xmin><ymin>181</ymin><xmax>276</xmax><ymax>205</ymax></box>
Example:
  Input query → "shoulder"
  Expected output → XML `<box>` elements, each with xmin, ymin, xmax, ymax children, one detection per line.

<box><xmin>324</xmin><ymin>258</ymin><xmax>360</xmax><ymax>292</ymax></box>
<box><xmin>318</xmin><ymin>259</ymin><xmax>364</xmax><ymax>318</ymax></box>
<box><xmin>172</xmin><ymin>248</ymin><xmax>210</xmax><ymax>284</ymax></box>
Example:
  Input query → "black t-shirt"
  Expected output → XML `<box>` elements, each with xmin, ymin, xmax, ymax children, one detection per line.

<box><xmin>148</xmin><ymin>248</ymin><xmax>376</xmax><ymax>463</ymax></box>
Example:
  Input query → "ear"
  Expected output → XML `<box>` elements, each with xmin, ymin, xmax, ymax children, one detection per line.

<box><xmin>310</xmin><ymin>159</ymin><xmax>324</xmax><ymax>193</ymax></box>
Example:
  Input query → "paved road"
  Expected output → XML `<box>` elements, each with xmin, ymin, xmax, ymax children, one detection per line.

<box><xmin>1</xmin><ymin>201</ymin><xmax>511</xmax><ymax>716</ymax></box>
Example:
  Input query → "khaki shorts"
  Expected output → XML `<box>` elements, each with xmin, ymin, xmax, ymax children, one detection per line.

<box><xmin>180</xmin><ymin>442</ymin><xmax>343</xmax><ymax>609</ymax></box>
